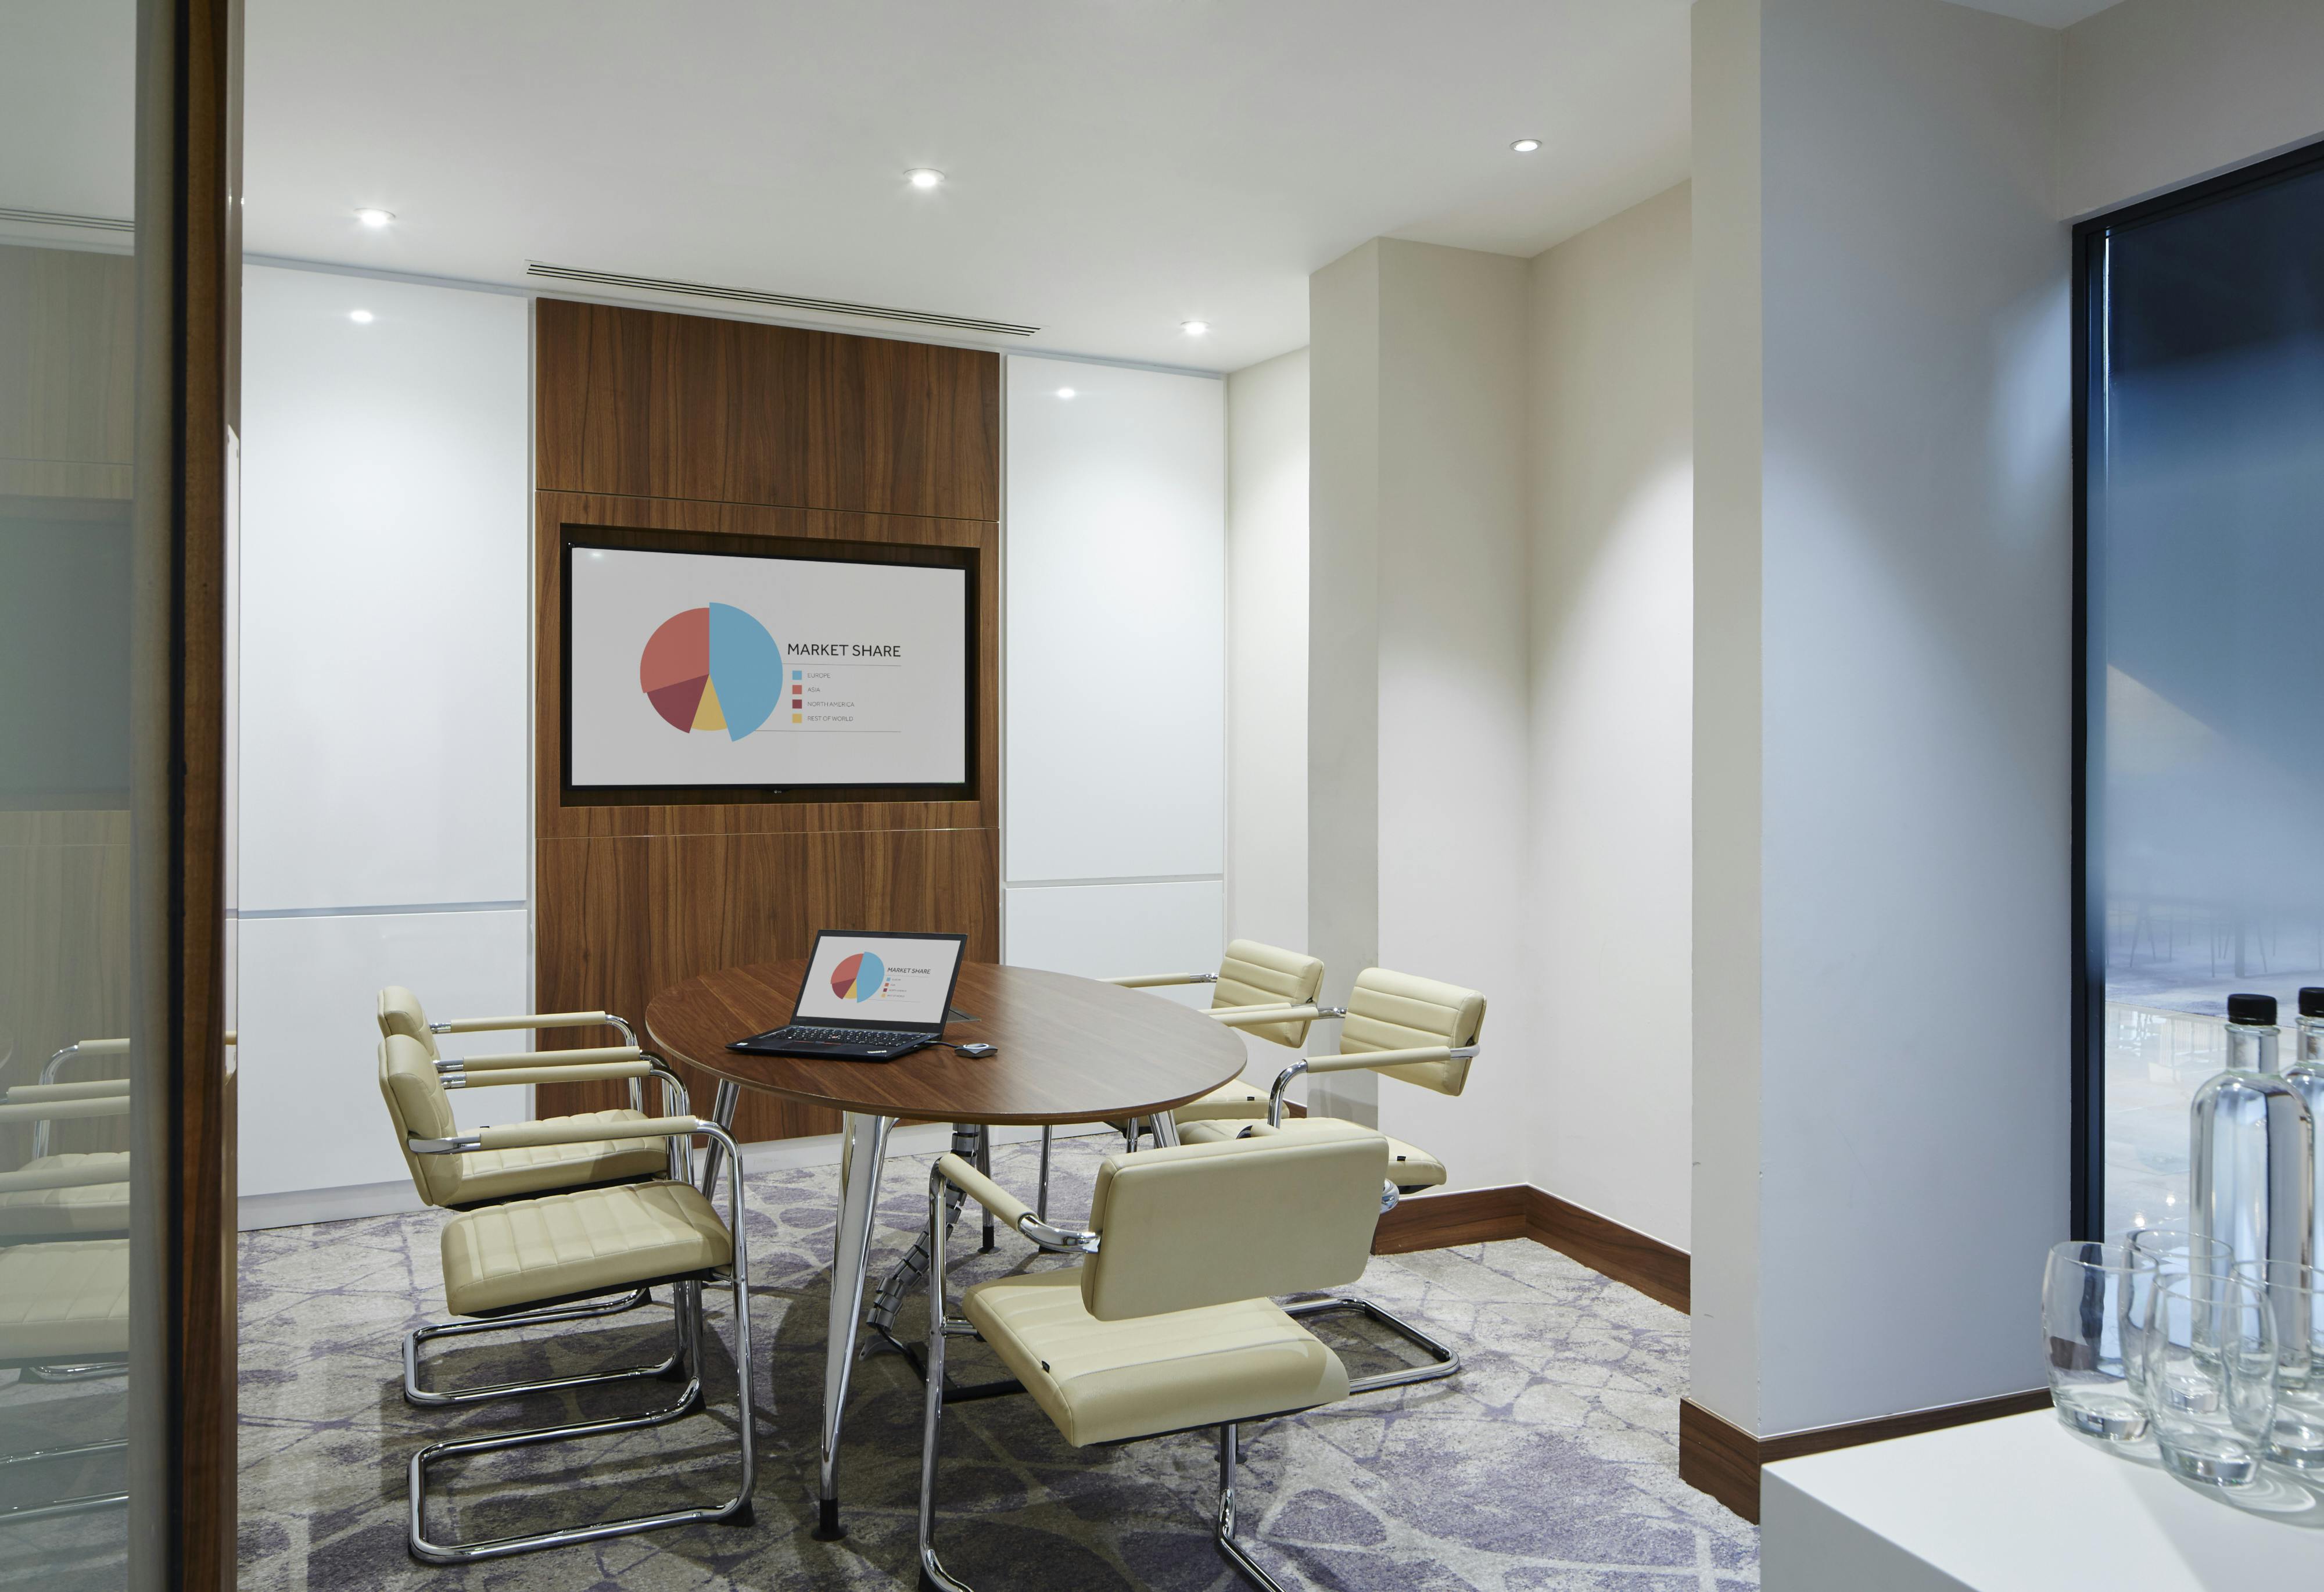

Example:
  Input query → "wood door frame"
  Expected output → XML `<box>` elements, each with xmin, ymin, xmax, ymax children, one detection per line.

<box><xmin>133</xmin><ymin>0</ymin><xmax>240</xmax><ymax>1582</ymax></box>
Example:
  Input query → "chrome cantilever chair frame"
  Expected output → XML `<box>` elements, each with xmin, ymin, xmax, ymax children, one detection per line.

<box><xmin>0</xmin><ymin>1137</ymin><xmax>131</xmax><ymax>1522</ymax></box>
<box><xmin>31</xmin><ymin>1038</ymin><xmax>130</xmax><ymax>1159</ymax></box>
<box><xmin>401</xmin><ymin>1060</ymin><xmax>698</xmax><ymax>1409</ymax></box>
<box><xmin>1256</xmin><ymin>1040</ymin><xmax>1480</xmax><ymax>1396</ymax></box>
<box><xmin>402</xmin><ymin>1118</ymin><xmax>755</xmax><ymax>1565</ymax></box>
<box><xmin>914</xmin><ymin>1160</ymin><xmax>1317</xmax><ymax>1592</ymax></box>
<box><xmin>400</xmin><ymin>1055</ymin><xmax>693</xmax><ymax>1404</ymax></box>
<box><xmin>916</xmin><ymin>1143</ymin><xmax>1376</xmax><ymax>1590</ymax></box>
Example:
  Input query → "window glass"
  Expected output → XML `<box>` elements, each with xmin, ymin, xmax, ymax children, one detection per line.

<box><xmin>2089</xmin><ymin>156</ymin><xmax>2324</xmax><ymax>1236</ymax></box>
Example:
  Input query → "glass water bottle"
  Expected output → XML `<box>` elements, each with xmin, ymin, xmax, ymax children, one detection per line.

<box><xmin>2291</xmin><ymin>988</ymin><xmax>2324</xmax><ymax>1272</ymax></box>
<box><xmin>2190</xmin><ymin>992</ymin><xmax>2316</xmax><ymax>1275</ymax></box>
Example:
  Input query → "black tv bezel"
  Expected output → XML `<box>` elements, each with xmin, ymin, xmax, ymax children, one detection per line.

<box><xmin>559</xmin><ymin>524</ymin><xmax>978</xmax><ymax>806</ymax></box>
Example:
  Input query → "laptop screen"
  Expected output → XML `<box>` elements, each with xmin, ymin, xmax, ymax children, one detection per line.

<box><xmin>792</xmin><ymin>931</ymin><xmax>967</xmax><ymax>1030</ymax></box>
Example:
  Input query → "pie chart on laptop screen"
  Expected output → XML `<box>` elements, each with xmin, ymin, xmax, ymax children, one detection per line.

<box><xmin>637</xmin><ymin>602</ymin><xmax>784</xmax><ymax>739</ymax></box>
<box><xmin>830</xmin><ymin>952</ymin><xmax>886</xmax><ymax>1003</ymax></box>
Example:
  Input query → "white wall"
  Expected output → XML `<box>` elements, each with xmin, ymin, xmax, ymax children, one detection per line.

<box><xmin>1527</xmin><ymin>182</ymin><xmax>1695</xmax><ymax>1252</ymax></box>
<box><xmin>1002</xmin><ymin>355</ymin><xmax>1226</xmax><ymax>996</ymax></box>
<box><xmin>236</xmin><ymin>265</ymin><xmax>532</xmax><ymax>1215</ymax></box>
<box><xmin>1693</xmin><ymin>0</ymin><xmax>2071</xmax><ymax>1437</ymax></box>
<box><xmin>1307</xmin><ymin>246</ymin><xmax>1385</xmax><ymax>1125</ymax></box>
<box><xmin>2059</xmin><ymin>0</ymin><xmax>2324</xmax><ymax>218</ymax></box>
<box><xmin>1225</xmin><ymin>348</ymin><xmax>1309</xmax><ymax>955</ymax></box>
<box><xmin>1308</xmin><ymin>239</ymin><xmax>1536</xmax><ymax>1188</ymax></box>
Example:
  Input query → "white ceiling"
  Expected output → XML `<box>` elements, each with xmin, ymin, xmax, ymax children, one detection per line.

<box><xmin>235</xmin><ymin>0</ymin><xmax>1693</xmax><ymax>374</ymax></box>
<box><xmin>1</xmin><ymin>1</ymin><xmax>2128</xmax><ymax>373</ymax></box>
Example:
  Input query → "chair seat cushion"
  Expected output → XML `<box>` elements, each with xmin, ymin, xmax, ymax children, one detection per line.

<box><xmin>0</xmin><ymin>1153</ymin><xmax>131</xmax><ymax>1238</ymax></box>
<box><xmin>961</xmin><ymin>1267</ymin><xmax>1348</xmax><ymax>1447</ymax></box>
<box><xmin>439</xmin><ymin>1109</ymin><xmax>669</xmax><ymax>1207</ymax></box>
<box><xmin>440</xmin><ymin>1179</ymin><xmax>731</xmax><ymax>1318</ymax></box>
<box><xmin>1171</xmin><ymin>1080</ymin><xmax>1271</xmax><ymax>1124</ymax></box>
<box><xmin>1180</xmin><ymin>1117</ymin><xmax>1447</xmax><ymax>1189</ymax></box>
<box><xmin>0</xmin><ymin>1240</ymin><xmax>130</xmax><ymax>1362</ymax></box>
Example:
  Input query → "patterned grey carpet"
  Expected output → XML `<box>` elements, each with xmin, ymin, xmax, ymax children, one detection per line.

<box><xmin>231</xmin><ymin>1135</ymin><xmax>1757</xmax><ymax>1590</ymax></box>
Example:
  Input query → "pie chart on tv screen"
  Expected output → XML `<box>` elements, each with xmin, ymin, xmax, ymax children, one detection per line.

<box><xmin>830</xmin><ymin>951</ymin><xmax>885</xmax><ymax>1003</ymax></box>
<box><xmin>637</xmin><ymin>603</ymin><xmax>784</xmax><ymax>740</ymax></box>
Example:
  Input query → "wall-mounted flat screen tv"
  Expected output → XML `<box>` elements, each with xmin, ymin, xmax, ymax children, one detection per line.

<box><xmin>564</xmin><ymin>534</ymin><xmax>972</xmax><ymax>798</ymax></box>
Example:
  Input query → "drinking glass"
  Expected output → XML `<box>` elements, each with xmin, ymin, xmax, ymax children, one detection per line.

<box><xmin>2043</xmin><ymin>1240</ymin><xmax>2151</xmax><ymax>1441</ymax></box>
<box><xmin>2125</xmin><ymin>1228</ymin><xmax>2233</xmax><ymax>1404</ymax></box>
<box><xmin>2233</xmin><ymin>1260</ymin><xmax>2324</xmax><ymax>1474</ymax></box>
<box><xmin>2128</xmin><ymin>1227</ymin><xmax>2235</xmax><ymax>1281</ymax></box>
<box><xmin>2140</xmin><ymin>1272</ymin><xmax>2278</xmax><ymax>1488</ymax></box>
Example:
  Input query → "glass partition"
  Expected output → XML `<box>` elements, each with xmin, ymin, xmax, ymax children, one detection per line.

<box><xmin>2081</xmin><ymin>145</ymin><xmax>2324</xmax><ymax>1238</ymax></box>
<box><xmin>1</xmin><ymin>5</ymin><xmax>153</xmax><ymax>1585</ymax></box>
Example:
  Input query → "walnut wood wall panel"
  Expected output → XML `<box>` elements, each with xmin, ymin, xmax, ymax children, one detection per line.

<box><xmin>535</xmin><ymin>298</ymin><xmax>999</xmax><ymax>521</ymax></box>
<box><xmin>532</xmin><ymin>303</ymin><xmax>1000</xmax><ymax>1143</ymax></box>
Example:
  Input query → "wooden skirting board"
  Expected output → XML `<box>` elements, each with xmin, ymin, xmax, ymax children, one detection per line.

<box><xmin>1373</xmin><ymin>1184</ymin><xmax>2044</xmax><ymax>1524</ymax></box>
<box><xmin>1677</xmin><ymin>1391</ymin><xmax>2051</xmax><ymax>1524</ymax></box>
<box><xmin>1371</xmin><ymin>1183</ymin><xmax>1690</xmax><ymax>1314</ymax></box>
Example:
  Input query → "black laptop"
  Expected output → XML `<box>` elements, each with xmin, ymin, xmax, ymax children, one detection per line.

<box><xmin>726</xmin><ymin>930</ymin><xmax>969</xmax><ymax>1061</ymax></box>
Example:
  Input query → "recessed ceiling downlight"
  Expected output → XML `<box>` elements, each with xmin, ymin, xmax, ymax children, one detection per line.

<box><xmin>1510</xmin><ymin>138</ymin><xmax>1542</xmax><ymax>154</ymax></box>
<box><xmin>1181</xmin><ymin>320</ymin><xmax>1210</xmax><ymax>336</ymax></box>
<box><xmin>355</xmin><ymin>207</ymin><xmax>394</xmax><ymax>227</ymax></box>
<box><xmin>1056</xmin><ymin>388</ymin><xmax>1076</xmax><ymax>399</ymax></box>
<box><xmin>349</xmin><ymin>309</ymin><xmax>374</xmax><ymax>324</ymax></box>
<box><xmin>906</xmin><ymin>167</ymin><xmax>946</xmax><ymax>189</ymax></box>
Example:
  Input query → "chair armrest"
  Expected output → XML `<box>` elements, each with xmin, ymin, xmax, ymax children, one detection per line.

<box><xmin>7</xmin><ymin>1080</ymin><xmax>132</xmax><ymax>1103</ymax></box>
<box><xmin>0</xmin><ymin>1160</ymin><xmax>129</xmax><ymax>1195</ymax></box>
<box><xmin>0</xmin><ymin>1096</ymin><xmax>131</xmax><ymax>1125</ymax></box>
<box><xmin>469</xmin><ymin>1115</ymin><xmax>700</xmax><ymax>1152</ymax></box>
<box><xmin>934</xmin><ymin>1152</ymin><xmax>1099</xmax><ymax>1253</ymax></box>
<box><xmin>934</xmin><ymin>1152</ymin><xmax>1031</xmax><ymax>1228</ymax></box>
<box><xmin>1102</xmin><ymin>971</ymin><xmax>1220</xmax><ymax>989</ymax></box>
<box><xmin>432</xmin><ymin>1010</ymin><xmax>630</xmax><ymax>1038</ymax></box>
<box><xmin>1207</xmin><ymin>1003</ymin><xmax>1323</xmax><ymax>1030</ymax></box>
<box><xmin>1265</xmin><ymin>1045</ymin><xmax>1481</xmax><ymax>1125</ymax></box>
<box><xmin>1302</xmin><ymin>1045</ymin><xmax>1467</xmax><ymax>1075</ymax></box>
<box><xmin>441</xmin><ymin>1060</ymin><xmax>654</xmax><ymax>1089</ymax></box>
<box><xmin>440</xmin><ymin>1045</ymin><xmax>641</xmax><ymax>1071</ymax></box>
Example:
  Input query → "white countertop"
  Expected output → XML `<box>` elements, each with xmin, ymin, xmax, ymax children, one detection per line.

<box><xmin>1762</xmin><ymin>1410</ymin><xmax>2324</xmax><ymax>1591</ymax></box>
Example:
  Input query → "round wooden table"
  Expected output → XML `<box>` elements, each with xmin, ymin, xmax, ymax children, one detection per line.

<box><xmin>645</xmin><ymin>958</ymin><xmax>1247</xmax><ymax>1539</ymax></box>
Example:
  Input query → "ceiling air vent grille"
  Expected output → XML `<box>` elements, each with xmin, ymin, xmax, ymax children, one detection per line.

<box><xmin>524</xmin><ymin>261</ymin><xmax>1038</xmax><ymax>338</ymax></box>
<box><xmin>0</xmin><ymin>206</ymin><xmax>134</xmax><ymax>234</ymax></box>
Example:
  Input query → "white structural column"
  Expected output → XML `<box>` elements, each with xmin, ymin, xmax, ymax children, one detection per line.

<box><xmin>1527</xmin><ymin>184</ymin><xmax>1695</xmax><ymax>1253</ymax></box>
<box><xmin>1691</xmin><ymin>0</ymin><xmax>2071</xmax><ymax>1442</ymax></box>
<box><xmin>1307</xmin><ymin>240</ymin><xmax>1533</xmax><ymax>1185</ymax></box>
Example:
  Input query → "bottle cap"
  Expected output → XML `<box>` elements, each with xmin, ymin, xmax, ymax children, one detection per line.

<box><xmin>2303</xmin><ymin>988</ymin><xmax>2324</xmax><ymax>1019</ymax></box>
<box><xmin>2227</xmin><ymin>992</ymin><xmax>2277</xmax><ymax>1026</ymax></box>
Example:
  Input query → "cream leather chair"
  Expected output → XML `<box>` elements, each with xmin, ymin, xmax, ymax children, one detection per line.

<box><xmin>914</xmin><ymin>1127</ymin><xmax>1391</xmax><ymax>1592</ymax></box>
<box><xmin>0</xmin><ymin>1102</ymin><xmax>132</xmax><ymax>1524</ymax></box>
<box><xmin>1106</xmin><ymin>940</ymin><xmax>1333</xmax><ymax>1135</ymax></box>
<box><xmin>392</xmin><ymin>1063</ymin><xmax>756</xmax><ymax>1564</ymax></box>
<box><xmin>0</xmin><ymin>1078</ymin><xmax>130</xmax><ymax>1244</ymax></box>
<box><xmin>376</xmin><ymin>985</ymin><xmax>672</xmax><ymax>1135</ymax></box>
<box><xmin>1181</xmin><ymin>966</ymin><xmax>1487</xmax><ymax>1394</ymax></box>
<box><xmin>377</xmin><ymin>1032</ymin><xmax>699</xmax><ymax>1408</ymax></box>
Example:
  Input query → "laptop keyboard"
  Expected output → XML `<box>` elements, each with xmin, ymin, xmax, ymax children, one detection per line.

<box><xmin>774</xmin><ymin>1026</ymin><xmax>928</xmax><ymax>1049</ymax></box>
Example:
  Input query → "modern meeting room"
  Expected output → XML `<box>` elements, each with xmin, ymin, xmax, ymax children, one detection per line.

<box><xmin>9</xmin><ymin>2</ymin><xmax>2324</xmax><ymax>1590</ymax></box>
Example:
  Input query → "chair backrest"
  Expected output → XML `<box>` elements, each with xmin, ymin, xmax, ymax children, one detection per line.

<box><xmin>377</xmin><ymin>986</ymin><xmax>439</xmax><ymax>1059</ymax></box>
<box><xmin>377</xmin><ymin>1034</ymin><xmax>460</xmax><ymax>1206</ymax></box>
<box><xmin>1210</xmin><ymin>939</ymin><xmax>1326</xmax><ymax>1048</ymax></box>
<box><xmin>1342</xmin><ymin>967</ymin><xmax>1487</xmax><ymax>1097</ymax></box>
<box><xmin>1079</xmin><ymin>1128</ymin><xmax>1387</xmax><ymax>1321</ymax></box>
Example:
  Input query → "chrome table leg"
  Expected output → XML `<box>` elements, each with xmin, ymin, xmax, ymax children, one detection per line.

<box><xmin>698</xmin><ymin>1078</ymin><xmax>741</xmax><ymax>1199</ymax></box>
<box><xmin>815</xmin><ymin>1110</ymin><xmax>893</xmax><ymax>1539</ymax></box>
<box><xmin>1036</xmin><ymin>1124</ymin><xmax>1053</xmax><ymax>1222</ymax></box>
